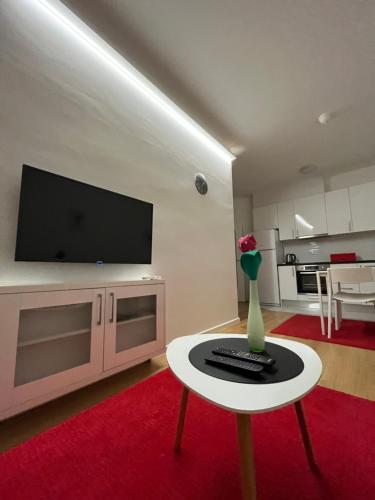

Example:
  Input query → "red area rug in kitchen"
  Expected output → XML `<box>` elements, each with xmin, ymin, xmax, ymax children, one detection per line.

<box><xmin>271</xmin><ymin>314</ymin><xmax>375</xmax><ymax>350</ymax></box>
<box><xmin>0</xmin><ymin>369</ymin><xmax>374</xmax><ymax>499</ymax></box>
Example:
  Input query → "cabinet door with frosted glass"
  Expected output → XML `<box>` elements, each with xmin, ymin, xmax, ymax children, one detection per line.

<box><xmin>104</xmin><ymin>284</ymin><xmax>165</xmax><ymax>371</ymax></box>
<box><xmin>0</xmin><ymin>288</ymin><xmax>105</xmax><ymax>412</ymax></box>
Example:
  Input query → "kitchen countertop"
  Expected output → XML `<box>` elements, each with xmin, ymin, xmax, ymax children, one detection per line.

<box><xmin>278</xmin><ymin>260</ymin><xmax>375</xmax><ymax>266</ymax></box>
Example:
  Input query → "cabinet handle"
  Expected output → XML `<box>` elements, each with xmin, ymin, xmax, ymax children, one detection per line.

<box><xmin>110</xmin><ymin>292</ymin><xmax>115</xmax><ymax>323</ymax></box>
<box><xmin>97</xmin><ymin>294</ymin><xmax>102</xmax><ymax>325</ymax></box>
<box><xmin>292</xmin><ymin>267</ymin><xmax>295</xmax><ymax>277</ymax></box>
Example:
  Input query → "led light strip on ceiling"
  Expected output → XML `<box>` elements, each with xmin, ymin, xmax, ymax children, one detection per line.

<box><xmin>34</xmin><ymin>0</ymin><xmax>235</xmax><ymax>163</ymax></box>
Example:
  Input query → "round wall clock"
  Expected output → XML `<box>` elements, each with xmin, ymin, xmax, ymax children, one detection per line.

<box><xmin>195</xmin><ymin>173</ymin><xmax>208</xmax><ymax>195</ymax></box>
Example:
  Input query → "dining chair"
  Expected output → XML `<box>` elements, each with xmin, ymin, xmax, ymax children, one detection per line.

<box><xmin>316</xmin><ymin>270</ymin><xmax>327</xmax><ymax>335</ymax></box>
<box><xmin>326</xmin><ymin>266</ymin><xmax>375</xmax><ymax>338</ymax></box>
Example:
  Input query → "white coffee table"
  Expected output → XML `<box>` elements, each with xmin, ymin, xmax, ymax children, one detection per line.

<box><xmin>167</xmin><ymin>333</ymin><xmax>322</xmax><ymax>500</ymax></box>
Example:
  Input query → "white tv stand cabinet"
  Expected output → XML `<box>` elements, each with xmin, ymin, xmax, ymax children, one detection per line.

<box><xmin>0</xmin><ymin>279</ymin><xmax>165</xmax><ymax>420</ymax></box>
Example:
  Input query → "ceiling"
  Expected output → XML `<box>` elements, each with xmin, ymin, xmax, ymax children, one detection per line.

<box><xmin>62</xmin><ymin>0</ymin><xmax>375</xmax><ymax>194</ymax></box>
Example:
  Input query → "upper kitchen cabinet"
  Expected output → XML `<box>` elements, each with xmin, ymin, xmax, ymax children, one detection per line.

<box><xmin>349</xmin><ymin>181</ymin><xmax>375</xmax><ymax>232</ymax></box>
<box><xmin>253</xmin><ymin>204</ymin><xmax>278</xmax><ymax>231</ymax></box>
<box><xmin>277</xmin><ymin>201</ymin><xmax>295</xmax><ymax>240</ymax></box>
<box><xmin>325</xmin><ymin>189</ymin><xmax>352</xmax><ymax>235</ymax></box>
<box><xmin>293</xmin><ymin>194</ymin><xmax>328</xmax><ymax>238</ymax></box>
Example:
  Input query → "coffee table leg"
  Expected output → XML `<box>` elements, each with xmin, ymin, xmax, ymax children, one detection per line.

<box><xmin>294</xmin><ymin>400</ymin><xmax>317</xmax><ymax>470</ymax></box>
<box><xmin>236</xmin><ymin>413</ymin><xmax>256</xmax><ymax>500</ymax></box>
<box><xmin>174</xmin><ymin>386</ymin><xmax>190</xmax><ymax>452</ymax></box>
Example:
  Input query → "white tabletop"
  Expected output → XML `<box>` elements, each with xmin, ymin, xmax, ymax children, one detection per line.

<box><xmin>167</xmin><ymin>334</ymin><xmax>322</xmax><ymax>414</ymax></box>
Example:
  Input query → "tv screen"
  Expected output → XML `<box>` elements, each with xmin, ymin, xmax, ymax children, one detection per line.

<box><xmin>15</xmin><ymin>165</ymin><xmax>153</xmax><ymax>264</ymax></box>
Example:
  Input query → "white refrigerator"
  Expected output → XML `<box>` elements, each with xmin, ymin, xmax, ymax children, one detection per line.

<box><xmin>254</xmin><ymin>229</ymin><xmax>283</xmax><ymax>306</ymax></box>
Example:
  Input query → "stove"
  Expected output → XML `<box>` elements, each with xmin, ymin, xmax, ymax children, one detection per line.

<box><xmin>296</xmin><ymin>264</ymin><xmax>329</xmax><ymax>295</ymax></box>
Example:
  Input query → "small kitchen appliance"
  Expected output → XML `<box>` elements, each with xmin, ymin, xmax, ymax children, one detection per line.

<box><xmin>285</xmin><ymin>253</ymin><xmax>297</xmax><ymax>264</ymax></box>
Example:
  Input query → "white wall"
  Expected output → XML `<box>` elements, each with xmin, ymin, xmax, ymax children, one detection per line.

<box><xmin>252</xmin><ymin>177</ymin><xmax>324</xmax><ymax>207</ymax></box>
<box><xmin>233</xmin><ymin>197</ymin><xmax>253</xmax><ymax>235</ymax></box>
<box><xmin>0</xmin><ymin>0</ymin><xmax>238</xmax><ymax>342</ymax></box>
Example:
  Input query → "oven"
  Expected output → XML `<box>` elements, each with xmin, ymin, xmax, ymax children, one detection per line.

<box><xmin>296</xmin><ymin>264</ymin><xmax>329</xmax><ymax>296</ymax></box>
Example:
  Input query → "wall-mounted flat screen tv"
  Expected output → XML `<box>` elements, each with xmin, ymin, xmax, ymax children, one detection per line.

<box><xmin>15</xmin><ymin>165</ymin><xmax>153</xmax><ymax>264</ymax></box>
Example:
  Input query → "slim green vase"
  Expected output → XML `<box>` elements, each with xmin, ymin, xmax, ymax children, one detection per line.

<box><xmin>240</xmin><ymin>249</ymin><xmax>265</xmax><ymax>353</ymax></box>
<box><xmin>247</xmin><ymin>279</ymin><xmax>265</xmax><ymax>352</ymax></box>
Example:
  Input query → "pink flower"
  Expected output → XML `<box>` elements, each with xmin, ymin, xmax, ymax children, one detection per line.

<box><xmin>238</xmin><ymin>234</ymin><xmax>257</xmax><ymax>253</ymax></box>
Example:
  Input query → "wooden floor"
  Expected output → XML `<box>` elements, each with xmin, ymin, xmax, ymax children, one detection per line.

<box><xmin>221</xmin><ymin>304</ymin><xmax>375</xmax><ymax>401</ymax></box>
<box><xmin>1</xmin><ymin>306</ymin><xmax>374</xmax><ymax>452</ymax></box>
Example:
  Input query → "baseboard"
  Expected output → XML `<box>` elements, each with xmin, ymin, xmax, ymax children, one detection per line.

<box><xmin>261</xmin><ymin>305</ymin><xmax>282</xmax><ymax>312</ymax></box>
<box><xmin>195</xmin><ymin>316</ymin><xmax>241</xmax><ymax>335</ymax></box>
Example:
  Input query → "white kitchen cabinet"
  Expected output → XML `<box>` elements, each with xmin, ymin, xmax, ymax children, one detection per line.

<box><xmin>253</xmin><ymin>204</ymin><xmax>278</xmax><ymax>231</ymax></box>
<box><xmin>278</xmin><ymin>266</ymin><xmax>298</xmax><ymax>300</ymax></box>
<box><xmin>294</xmin><ymin>194</ymin><xmax>328</xmax><ymax>238</ymax></box>
<box><xmin>277</xmin><ymin>201</ymin><xmax>295</xmax><ymax>240</ymax></box>
<box><xmin>325</xmin><ymin>189</ymin><xmax>352</xmax><ymax>235</ymax></box>
<box><xmin>349</xmin><ymin>181</ymin><xmax>375</xmax><ymax>232</ymax></box>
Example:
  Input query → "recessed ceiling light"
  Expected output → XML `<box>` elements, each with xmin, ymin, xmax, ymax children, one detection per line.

<box><xmin>299</xmin><ymin>164</ymin><xmax>318</xmax><ymax>175</ymax></box>
<box><xmin>229</xmin><ymin>145</ymin><xmax>246</xmax><ymax>156</ymax></box>
<box><xmin>318</xmin><ymin>112</ymin><xmax>331</xmax><ymax>125</ymax></box>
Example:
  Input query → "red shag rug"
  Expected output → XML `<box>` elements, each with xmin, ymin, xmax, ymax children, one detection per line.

<box><xmin>271</xmin><ymin>314</ymin><xmax>375</xmax><ymax>350</ymax></box>
<box><xmin>1</xmin><ymin>369</ymin><xmax>374</xmax><ymax>500</ymax></box>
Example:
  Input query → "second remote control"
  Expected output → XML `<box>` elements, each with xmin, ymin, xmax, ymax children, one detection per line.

<box><xmin>205</xmin><ymin>355</ymin><xmax>264</xmax><ymax>374</ymax></box>
<box><xmin>212</xmin><ymin>347</ymin><xmax>275</xmax><ymax>366</ymax></box>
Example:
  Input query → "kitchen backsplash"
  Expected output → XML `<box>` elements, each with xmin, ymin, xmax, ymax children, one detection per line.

<box><xmin>283</xmin><ymin>231</ymin><xmax>375</xmax><ymax>263</ymax></box>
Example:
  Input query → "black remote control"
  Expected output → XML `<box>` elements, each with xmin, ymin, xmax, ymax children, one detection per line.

<box><xmin>212</xmin><ymin>347</ymin><xmax>275</xmax><ymax>366</ymax></box>
<box><xmin>204</xmin><ymin>355</ymin><xmax>264</xmax><ymax>374</ymax></box>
